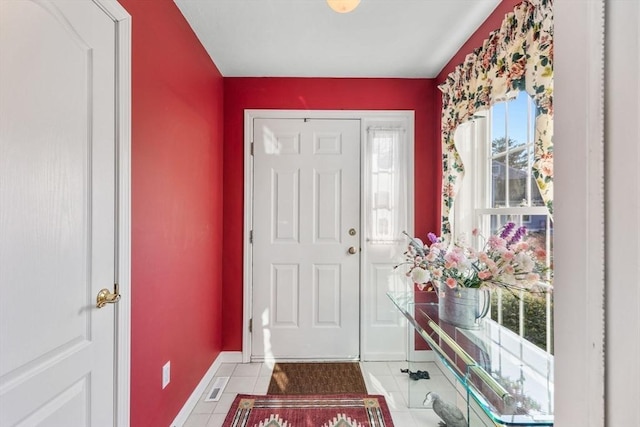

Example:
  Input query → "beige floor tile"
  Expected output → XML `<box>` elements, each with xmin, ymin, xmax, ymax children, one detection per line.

<box><xmin>232</xmin><ymin>362</ymin><xmax>262</xmax><ymax>377</ymax></box>
<box><xmin>205</xmin><ymin>413</ymin><xmax>227</xmax><ymax>427</ymax></box>
<box><xmin>183</xmin><ymin>413</ymin><xmax>211</xmax><ymax>427</ymax></box>
<box><xmin>212</xmin><ymin>392</ymin><xmax>237</xmax><ymax>415</ymax></box>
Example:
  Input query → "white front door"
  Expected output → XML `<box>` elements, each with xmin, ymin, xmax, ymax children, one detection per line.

<box><xmin>251</xmin><ymin>118</ymin><xmax>361</xmax><ymax>360</ymax></box>
<box><xmin>0</xmin><ymin>0</ymin><xmax>121</xmax><ymax>425</ymax></box>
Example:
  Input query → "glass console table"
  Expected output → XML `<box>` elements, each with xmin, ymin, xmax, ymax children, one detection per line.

<box><xmin>388</xmin><ymin>292</ymin><xmax>554</xmax><ymax>426</ymax></box>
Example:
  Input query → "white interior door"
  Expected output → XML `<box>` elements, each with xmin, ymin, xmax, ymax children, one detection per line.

<box><xmin>251</xmin><ymin>118</ymin><xmax>361</xmax><ymax>360</ymax></box>
<box><xmin>0</xmin><ymin>0</ymin><xmax>120</xmax><ymax>425</ymax></box>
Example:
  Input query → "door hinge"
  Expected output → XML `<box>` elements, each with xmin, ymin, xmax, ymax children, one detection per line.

<box><xmin>249</xmin><ymin>318</ymin><xmax>253</xmax><ymax>333</ymax></box>
<box><xmin>250</xmin><ymin>142</ymin><xmax>254</xmax><ymax>156</ymax></box>
<box><xmin>249</xmin><ymin>230</ymin><xmax>253</xmax><ymax>244</ymax></box>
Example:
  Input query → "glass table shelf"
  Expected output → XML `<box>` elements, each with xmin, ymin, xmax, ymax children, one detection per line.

<box><xmin>388</xmin><ymin>291</ymin><xmax>554</xmax><ymax>426</ymax></box>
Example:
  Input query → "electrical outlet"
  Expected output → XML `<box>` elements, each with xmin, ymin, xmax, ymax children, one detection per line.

<box><xmin>162</xmin><ymin>361</ymin><xmax>171</xmax><ymax>389</ymax></box>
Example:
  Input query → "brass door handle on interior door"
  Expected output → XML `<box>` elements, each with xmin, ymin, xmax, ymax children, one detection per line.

<box><xmin>96</xmin><ymin>283</ymin><xmax>121</xmax><ymax>308</ymax></box>
<box><xmin>348</xmin><ymin>246</ymin><xmax>358</xmax><ymax>255</ymax></box>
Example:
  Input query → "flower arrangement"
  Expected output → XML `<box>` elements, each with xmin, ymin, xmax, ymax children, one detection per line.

<box><xmin>397</xmin><ymin>223</ymin><xmax>550</xmax><ymax>294</ymax></box>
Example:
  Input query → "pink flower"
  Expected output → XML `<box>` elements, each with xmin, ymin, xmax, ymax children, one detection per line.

<box><xmin>445</xmin><ymin>277</ymin><xmax>458</xmax><ymax>289</ymax></box>
<box><xmin>444</xmin><ymin>183</ymin><xmax>456</xmax><ymax>198</ymax></box>
<box><xmin>488</xmin><ymin>235</ymin><xmax>507</xmax><ymax>249</ymax></box>
<box><xmin>534</xmin><ymin>247</ymin><xmax>547</xmax><ymax>261</ymax></box>
<box><xmin>539</xmin><ymin>157</ymin><xmax>553</xmax><ymax>177</ymax></box>
<box><xmin>526</xmin><ymin>273</ymin><xmax>541</xmax><ymax>282</ymax></box>
<box><xmin>444</xmin><ymin>251</ymin><xmax>462</xmax><ymax>267</ymax></box>
<box><xmin>501</xmin><ymin>251</ymin><xmax>515</xmax><ymax>262</ymax></box>
<box><xmin>478</xmin><ymin>270</ymin><xmax>493</xmax><ymax>280</ymax></box>
<box><xmin>472</xmin><ymin>228</ymin><xmax>479</xmax><ymax>237</ymax></box>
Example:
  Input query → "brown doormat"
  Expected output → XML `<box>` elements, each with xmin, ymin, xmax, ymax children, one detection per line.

<box><xmin>267</xmin><ymin>362</ymin><xmax>368</xmax><ymax>395</ymax></box>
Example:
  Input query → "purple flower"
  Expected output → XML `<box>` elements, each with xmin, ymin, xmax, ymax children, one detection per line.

<box><xmin>509</xmin><ymin>226</ymin><xmax>527</xmax><ymax>245</ymax></box>
<box><xmin>427</xmin><ymin>232</ymin><xmax>439</xmax><ymax>243</ymax></box>
<box><xmin>500</xmin><ymin>222</ymin><xmax>516</xmax><ymax>239</ymax></box>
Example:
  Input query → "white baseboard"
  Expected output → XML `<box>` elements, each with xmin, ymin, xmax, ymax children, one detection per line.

<box><xmin>219</xmin><ymin>351</ymin><xmax>243</xmax><ymax>363</ymax></box>
<box><xmin>361</xmin><ymin>352</ymin><xmax>407</xmax><ymax>362</ymax></box>
<box><xmin>170</xmin><ymin>351</ymin><xmax>242</xmax><ymax>427</ymax></box>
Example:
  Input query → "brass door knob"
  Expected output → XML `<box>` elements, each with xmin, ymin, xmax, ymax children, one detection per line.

<box><xmin>348</xmin><ymin>246</ymin><xmax>358</xmax><ymax>255</ymax></box>
<box><xmin>96</xmin><ymin>285</ymin><xmax>121</xmax><ymax>308</ymax></box>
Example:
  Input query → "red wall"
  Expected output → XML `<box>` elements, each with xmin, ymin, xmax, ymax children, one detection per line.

<box><xmin>222</xmin><ymin>78</ymin><xmax>441</xmax><ymax>350</ymax></box>
<box><xmin>117</xmin><ymin>1</ymin><xmax>225</xmax><ymax>426</ymax></box>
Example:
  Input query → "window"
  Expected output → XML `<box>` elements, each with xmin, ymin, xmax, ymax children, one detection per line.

<box><xmin>454</xmin><ymin>92</ymin><xmax>554</xmax><ymax>352</ymax></box>
<box><xmin>367</xmin><ymin>128</ymin><xmax>405</xmax><ymax>244</ymax></box>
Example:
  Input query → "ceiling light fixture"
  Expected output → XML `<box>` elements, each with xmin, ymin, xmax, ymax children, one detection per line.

<box><xmin>327</xmin><ymin>0</ymin><xmax>361</xmax><ymax>14</ymax></box>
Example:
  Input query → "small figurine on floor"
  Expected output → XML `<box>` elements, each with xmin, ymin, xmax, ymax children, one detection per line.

<box><xmin>423</xmin><ymin>392</ymin><xmax>468</xmax><ymax>427</ymax></box>
<box><xmin>400</xmin><ymin>368</ymin><xmax>430</xmax><ymax>380</ymax></box>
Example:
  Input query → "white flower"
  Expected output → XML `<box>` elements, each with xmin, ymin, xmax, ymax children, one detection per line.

<box><xmin>515</xmin><ymin>252</ymin><xmax>535</xmax><ymax>272</ymax></box>
<box><xmin>411</xmin><ymin>267</ymin><xmax>431</xmax><ymax>284</ymax></box>
<box><xmin>455</xmin><ymin>233</ymin><xmax>469</xmax><ymax>246</ymax></box>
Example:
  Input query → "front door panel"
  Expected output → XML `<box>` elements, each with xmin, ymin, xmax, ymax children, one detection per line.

<box><xmin>252</xmin><ymin>118</ymin><xmax>361</xmax><ymax>360</ymax></box>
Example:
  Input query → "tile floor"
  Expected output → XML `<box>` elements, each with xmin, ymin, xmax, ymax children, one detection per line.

<box><xmin>183</xmin><ymin>360</ymin><xmax>457</xmax><ymax>427</ymax></box>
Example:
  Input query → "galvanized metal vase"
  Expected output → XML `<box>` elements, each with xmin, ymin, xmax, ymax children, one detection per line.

<box><xmin>438</xmin><ymin>286</ymin><xmax>491</xmax><ymax>329</ymax></box>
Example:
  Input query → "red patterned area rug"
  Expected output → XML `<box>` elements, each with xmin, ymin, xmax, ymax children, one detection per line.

<box><xmin>222</xmin><ymin>394</ymin><xmax>395</xmax><ymax>427</ymax></box>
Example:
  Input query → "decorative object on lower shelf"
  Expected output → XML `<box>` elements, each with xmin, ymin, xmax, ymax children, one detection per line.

<box><xmin>439</xmin><ymin>284</ymin><xmax>491</xmax><ymax>329</ymax></box>
<box><xmin>424</xmin><ymin>392</ymin><xmax>468</xmax><ymax>427</ymax></box>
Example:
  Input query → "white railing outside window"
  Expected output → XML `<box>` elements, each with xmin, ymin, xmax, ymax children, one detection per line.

<box><xmin>477</xmin><ymin>211</ymin><xmax>553</xmax><ymax>353</ymax></box>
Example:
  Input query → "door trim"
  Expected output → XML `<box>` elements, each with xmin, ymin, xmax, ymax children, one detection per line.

<box><xmin>93</xmin><ymin>1</ymin><xmax>132</xmax><ymax>425</ymax></box>
<box><xmin>243</xmin><ymin>110</ymin><xmax>414</xmax><ymax>363</ymax></box>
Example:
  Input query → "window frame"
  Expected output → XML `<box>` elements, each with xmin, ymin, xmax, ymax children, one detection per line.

<box><xmin>451</xmin><ymin>94</ymin><xmax>554</xmax><ymax>353</ymax></box>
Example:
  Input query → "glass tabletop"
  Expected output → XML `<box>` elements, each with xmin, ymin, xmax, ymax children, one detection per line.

<box><xmin>388</xmin><ymin>291</ymin><xmax>554</xmax><ymax>426</ymax></box>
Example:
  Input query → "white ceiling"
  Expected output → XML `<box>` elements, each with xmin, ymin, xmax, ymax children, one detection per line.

<box><xmin>174</xmin><ymin>0</ymin><xmax>501</xmax><ymax>78</ymax></box>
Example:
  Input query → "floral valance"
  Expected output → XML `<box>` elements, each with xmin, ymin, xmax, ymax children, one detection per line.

<box><xmin>439</xmin><ymin>0</ymin><xmax>553</xmax><ymax>237</ymax></box>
